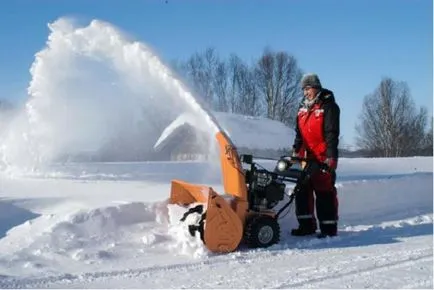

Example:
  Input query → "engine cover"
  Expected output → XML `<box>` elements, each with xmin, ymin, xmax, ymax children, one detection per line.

<box><xmin>264</xmin><ymin>181</ymin><xmax>286</xmax><ymax>203</ymax></box>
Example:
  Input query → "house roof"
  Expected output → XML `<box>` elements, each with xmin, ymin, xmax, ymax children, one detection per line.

<box><xmin>154</xmin><ymin>111</ymin><xmax>294</xmax><ymax>152</ymax></box>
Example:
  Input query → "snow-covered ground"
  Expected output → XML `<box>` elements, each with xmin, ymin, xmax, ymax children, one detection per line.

<box><xmin>0</xmin><ymin>156</ymin><xmax>432</xmax><ymax>288</ymax></box>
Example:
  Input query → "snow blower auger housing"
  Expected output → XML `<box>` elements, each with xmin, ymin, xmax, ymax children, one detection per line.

<box><xmin>169</xmin><ymin>130</ymin><xmax>320</xmax><ymax>253</ymax></box>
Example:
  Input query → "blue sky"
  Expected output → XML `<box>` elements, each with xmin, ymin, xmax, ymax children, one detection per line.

<box><xmin>0</xmin><ymin>0</ymin><xmax>432</xmax><ymax>147</ymax></box>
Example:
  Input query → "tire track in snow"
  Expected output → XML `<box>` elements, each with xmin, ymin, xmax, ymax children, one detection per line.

<box><xmin>274</xmin><ymin>247</ymin><xmax>433</xmax><ymax>289</ymax></box>
<box><xmin>0</xmin><ymin>238</ymin><xmax>326</xmax><ymax>289</ymax></box>
<box><xmin>1</xmin><ymin>215</ymin><xmax>432</xmax><ymax>289</ymax></box>
<box><xmin>0</xmin><ymin>251</ymin><xmax>256</xmax><ymax>288</ymax></box>
<box><xmin>2</xmin><ymin>242</ymin><xmax>431</xmax><ymax>289</ymax></box>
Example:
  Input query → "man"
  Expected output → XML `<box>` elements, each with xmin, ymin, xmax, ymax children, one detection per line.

<box><xmin>291</xmin><ymin>73</ymin><xmax>340</xmax><ymax>238</ymax></box>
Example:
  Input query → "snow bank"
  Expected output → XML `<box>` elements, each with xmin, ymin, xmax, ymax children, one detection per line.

<box><xmin>0</xmin><ymin>199</ymin><xmax>209</xmax><ymax>276</ymax></box>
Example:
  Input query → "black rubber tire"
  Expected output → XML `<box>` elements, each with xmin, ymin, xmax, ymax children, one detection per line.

<box><xmin>244</xmin><ymin>215</ymin><xmax>280</xmax><ymax>248</ymax></box>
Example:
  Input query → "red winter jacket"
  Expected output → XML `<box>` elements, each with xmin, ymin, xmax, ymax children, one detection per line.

<box><xmin>293</xmin><ymin>89</ymin><xmax>340</xmax><ymax>163</ymax></box>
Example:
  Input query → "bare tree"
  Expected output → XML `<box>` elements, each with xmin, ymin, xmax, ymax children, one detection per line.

<box><xmin>176</xmin><ymin>47</ymin><xmax>303</xmax><ymax>122</ymax></box>
<box><xmin>209</xmin><ymin>53</ymin><xmax>261</xmax><ymax>115</ymax></box>
<box><xmin>181</xmin><ymin>48</ymin><xmax>217</xmax><ymax>108</ymax></box>
<box><xmin>226</xmin><ymin>54</ymin><xmax>244</xmax><ymax>113</ymax></box>
<box><xmin>213</xmin><ymin>61</ymin><xmax>229</xmax><ymax>112</ymax></box>
<box><xmin>234</xmin><ymin>61</ymin><xmax>261</xmax><ymax>116</ymax></box>
<box><xmin>177</xmin><ymin>47</ymin><xmax>232</xmax><ymax>112</ymax></box>
<box><xmin>254</xmin><ymin>48</ymin><xmax>302</xmax><ymax>126</ymax></box>
<box><xmin>356</xmin><ymin>77</ymin><xmax>428</xmax><ymax>157</ymax></box>
<box><xmin>421</xmin><ymin>116</ymin><xmax>433</xmax><ymax>156</ymax></box>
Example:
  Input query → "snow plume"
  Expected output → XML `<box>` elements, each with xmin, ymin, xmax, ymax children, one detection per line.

<box><xmin>0</xmin><ymin>17</ymin><xmax>219</xmax><ymax>174</ymax></box>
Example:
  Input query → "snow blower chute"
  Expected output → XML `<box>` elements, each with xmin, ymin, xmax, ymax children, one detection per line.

<box><xmin>169</xmin><ymin>119</ymin><xmax>327</xmax><ymax>253</ymax></box>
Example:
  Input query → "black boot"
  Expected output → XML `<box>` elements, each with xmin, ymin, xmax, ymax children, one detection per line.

<box><xmin>291</xmin><ymin>227</ymin><xmax>317</xmax><ymax>236</ymax></box>
<box><xmin>317</xmin><ymin>232</ymin><xmax>337</xmax><ymax>239</ymax></box>
<box><xmin>291</xmin><ymin>220</ymin><xmax>317</xmax><ymax>236</ymax></box>
<box><xmin>317</xmin><ymin>223</ymin><xmax>337</xmax><ymax>239</ymax></box>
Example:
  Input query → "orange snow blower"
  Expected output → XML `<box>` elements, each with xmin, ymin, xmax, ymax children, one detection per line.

<box><xmin>169</xmin><ymin>128</ymin><xmax>324</xmax><ymax>253</ymax></box>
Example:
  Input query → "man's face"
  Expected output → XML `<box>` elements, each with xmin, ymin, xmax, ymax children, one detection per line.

<box><xmin>303</xmin><ymin>86</ymin><xmax>318</xmax><ymax>100</ymax></box>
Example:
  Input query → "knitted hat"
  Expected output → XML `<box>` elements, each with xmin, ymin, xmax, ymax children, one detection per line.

<box><xmin>301</xmin><ymin>73</ymin><xmax>322</xmax><ymax>89</ymax></box>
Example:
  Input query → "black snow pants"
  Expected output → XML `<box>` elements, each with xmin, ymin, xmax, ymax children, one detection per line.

<box><xmin>295</xmin><ymin>169</ymin><xmax>339</xmax><ymax>235</ymax></box>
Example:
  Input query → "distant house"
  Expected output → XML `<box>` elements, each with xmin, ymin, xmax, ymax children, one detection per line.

<box><xmin>153</xmin><ymin>111</ymin><xmax>294</xmax><ymax>161</ymax></box>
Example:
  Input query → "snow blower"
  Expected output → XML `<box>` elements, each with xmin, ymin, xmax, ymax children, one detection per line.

<box><xmin>169</xmin><ymin>129</ymin><xmax>327</xmax><ymax>253</ymax></box>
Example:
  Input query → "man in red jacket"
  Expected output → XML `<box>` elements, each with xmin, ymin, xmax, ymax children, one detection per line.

<box><xmin>291</xmin><ymin>73</ymin><xmax>340</xmax><ymax>238</ymax></box>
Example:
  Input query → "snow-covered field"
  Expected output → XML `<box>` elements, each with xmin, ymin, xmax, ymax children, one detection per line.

<box><xmin>0</xmin><ymin>156</ymin><xmax>432</xmax><ymax>288</ymax></box>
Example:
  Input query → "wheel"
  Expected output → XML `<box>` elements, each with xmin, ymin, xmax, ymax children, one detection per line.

<box><xmin>244</xmin><ymin>215</ymin><xmax>280</xmax><ymax>248</ymax></box>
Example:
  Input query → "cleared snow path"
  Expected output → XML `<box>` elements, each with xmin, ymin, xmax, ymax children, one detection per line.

<box><xmin>1</xmin><ymin>223</ymin><xmax>431</xmax><ymax>288</ymax></box>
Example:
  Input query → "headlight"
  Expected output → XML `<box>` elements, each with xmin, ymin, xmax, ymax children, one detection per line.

<box><xmin>276</xmin><ymin>160</ymin><xmax>289</xmax><ymax>171</ymax></box>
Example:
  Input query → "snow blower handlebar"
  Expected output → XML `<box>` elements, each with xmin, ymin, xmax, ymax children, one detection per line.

<box><xmin>274</xmin><ymin>156</ymin><xmax>331</xmax><ymax>218</ymax></box>
<box><xmin>239</xmin><ymin>154</ymin><xmax>331</xmax><ymax>182</ymax></box>
<box><xmin>277</xmin><ymin>155</ymin><xmax>331</xmax><ymax>173</ymax></box>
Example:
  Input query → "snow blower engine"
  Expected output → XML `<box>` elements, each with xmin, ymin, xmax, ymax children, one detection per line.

<box><xmin>241</xmin><ymin>154</ymin><xmax>300</xmax><ymax>213</ymax></box>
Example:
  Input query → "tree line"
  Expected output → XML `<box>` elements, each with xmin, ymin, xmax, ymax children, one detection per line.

<box><xmin>170</xmin><ymin>47</ymin><xmax>303</xmax><ymax>127</ymax></box>
<box><xmin>0</xmin><ymin>47</ymin><xmax>432</xmax><ymax>158</ymax></box>
<box><xmin>170</xmin><ymin>47</ymin><xmax>432</xmax><ymax>157</ymax></box>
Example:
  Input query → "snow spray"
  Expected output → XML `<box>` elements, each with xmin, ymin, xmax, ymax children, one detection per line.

<box><xmin>0</xmin><ymin>18</ymin><xmax>220</xmax><ymax>174</ymax></box>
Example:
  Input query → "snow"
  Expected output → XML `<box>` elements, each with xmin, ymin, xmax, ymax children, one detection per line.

<box><xmin>0</xmin><ymin>157</ymin><xmax>432</xmax><ymax>288</ymax></box>
<box><xmin>0</xmin><ymin>17</ymin><xmax>432</xmax><ymax>288</ymax></box>
<box><xmin>0</xmin><ymin>17</ymin><xmax>218</xmax><ymax>173</ymax></box>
